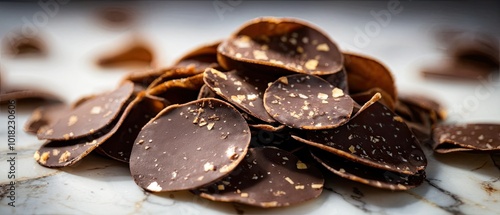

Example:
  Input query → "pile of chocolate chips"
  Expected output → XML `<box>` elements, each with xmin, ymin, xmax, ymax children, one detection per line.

<box><xmin>26</xmin><ymin>17</ymin><xmax>499</xmax><ymax>208</ymax></box>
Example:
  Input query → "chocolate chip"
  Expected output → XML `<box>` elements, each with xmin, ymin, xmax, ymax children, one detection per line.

<box><xmin>263</xmin><ymin>74</ymin><xmax>353</xmax><ymax>130</ymax></box>
<box><xmin>203</xmin><ymin>68</ymin><xmax>277</xmax><ymax>123</ymax></box>
<box><xmin>218</xmin><ymin>17</ymin><xmax>343</xmax><ymax>76</ymax></box>
<box><xmin>432</xmin><ymin>124</ymin><xmax>500</xmax><ymax>153</ymax></box>
<box><xmin>293</xmin><ymin>96</ymin><xmax>427</xmax><ymax>175</ymax></box>
<box><xmin>344</xmin><ymin>53</ymin><xmax>397</xmax><ymax>102</ymax></box>
<box><xmin>130</xmin><ymin>98</ymin><xmax>251</xmax><ymax>192</ymax></box>
<box><xmin>193</xmin><ymin>147</ymin><xmax>324</xmax><ymax>208</ymax></box>
<box><xmin>37</xmin><ymin>82</ymin><xmax>134</xmax><ymax>141</ymax></box>
<box><xmin>309</xmin><ymin>147</ymin><xmax>425</xmax><ymax>190</ymax></box>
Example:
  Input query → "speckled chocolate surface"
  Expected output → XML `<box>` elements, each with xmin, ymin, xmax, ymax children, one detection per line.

<box><xmin>218</xmin><ymin>17</ymin><xmax>343</xmax><ymax>76</ymax></box>
<box><xmin>293</xmin><ymin>101</ymin><xmax>426</xmax><ymax>174</ymax></box>
<box><xmin>37</xmin><ymin>82</ymin><xmax>134</xmax><ymax>141</ymax></box>
<box><xmin>263</xmin><ymin>74</ymin><xmax>353</xmax><ymax>130</ymax></box>
<box><xmin>433</xmin><ymin>123</ymin><xmax>500</xmax><ymax>153</ymax></box>
<box><xmin>310</xmin><ymin>147</ymin><xmax>425</xmax><ymax>190</ymax></box>
<box><xmin>203</xmin><ymin>68</ymin><xmax>277</xmax><ymax>123</ymax></box>
<box><xmin>194</xmin><ymin>147</ymin><xmax>324</xmax><ymax>208</ymax></box>
<box><xmin>130</xmin><ymin>98</ymin><xmax>251</xmax><ymax>192</ymax></box>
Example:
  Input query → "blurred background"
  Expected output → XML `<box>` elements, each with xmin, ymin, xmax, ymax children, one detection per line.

<box><xmin>0</xmin><ymin>0</ymin><xmax>499</xmax><ymax>120</ymax></box>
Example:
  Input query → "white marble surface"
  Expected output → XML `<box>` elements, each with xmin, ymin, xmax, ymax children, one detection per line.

<box><xmin>1</xmin><ymin>1</ymin><xmax>499</xmax><ymax>214</ymax></box>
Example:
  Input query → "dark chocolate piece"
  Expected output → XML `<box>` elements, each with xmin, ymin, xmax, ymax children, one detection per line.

<box><xmin>37</xmin><ymin>82</ymin><xmax>134</xmax><ymax>140</ymax></box>
<box><xmin>2</xmin><ymin>33</ymin><xmax>46</xmax><ymax>57</ymax></box>
<box><xmin>24</xmin><ymin>103</ymin><xmax>69</xmax><ymax>135</ymax></box>
<box><xmin>432</xmin><ymin>124</ymin><xmax>500</xmax><ymax>153</ymax></box>
<box><xmin>351</xmin><ymin>87</ymin><xmax>396</xmax><ymax>111</ymax></box>
<box><xmin>174</xmin><ymin>41</ymin><xmax>221</xmax><ymax>72</ymax></box>
<box><xmin>218</xmin><ymin>17</ymin><xmax>343</xmax><ymax>76</ymax></box>
<box><xmin>322</xmin><ymin>68</ymin><xmax>348</xmax><ymax>93</ymax></box>
<box><xmin>194</xmin><ymin>147</ymin><xmax>324</xmax><ymax>208</ymax></box>
<box><xmin>421</xmin><ymin>58</ymin><xmax>495</xmax><ymax>81</ymax></box>
<box><xmin>344</xmin><ymin>52</ymin><xmax>397</xmax><ymax>102</ymax></box>
<box><xmin>263</xmin><ymin>74</ymin><xmax>353</xmax><ymax>130</ymax></box>
<box><xmin>130</xmin><ymin>98</ymin><xmax>251</xmax><ymax>192</ymax></box>
<box><xmin>0</xmin><ymin>89</ymin><xmax>62</xmax><ymax>104</ymax></box>
<box><xmin>310</xmin><ymin>147</ymin><xmax>425</xmax><ymax>190</ymax></box>
<box><xmin>146</xmin><ymin>73</ymin><xmax>204</xmax><ymax>106</ymax></box>
<box><xmin>203</xmin><ymin>68</ymin><xmax>277</xmax><ymax>123</ymax></box>
<box><xmin>293</xmin><ymin>98</ymin><xmax>427</xmax><ymax>175</ymax></box>
<box><xmin>98</xmin><ymin>94</ymin><xmax>165</xmax><ymax>163</ymax></box>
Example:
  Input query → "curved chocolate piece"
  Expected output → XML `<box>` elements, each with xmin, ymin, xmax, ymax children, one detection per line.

<box><xmin>24</xmin><ymin>104</ymin><xmax>70</xmax><ymax>135</ymax></box>
<box><xmin>2</xmin><ymin>33</ymin><xmax>46</xmax><ymax>57</ymax></box>
<box><xmin>98</xmin><ymin>94</ymin><xmax>165</xmax><ymax>162</ymax></box>
<box><xmin>146</xmin><ymin>73</ymin><xmax>204</xmax><ymax>106</ymax></box>
<box><xmin>194</xmin><ymin>147</ymin><xmax>324</xmax><ymax>208</ymax></box>
<box><xmin>322</xmin><ymin>67</ymin><xmax>348</xmax><ymax>93</ymax></box>
<box><xmin>310</xmin><ymin>147</ymin><xmax>424</xmax><ymax>190</ymax></box>
<box><xmin>432</xmin><ymin>123</ymin><xmax>500</xmax><ymax>153</ymax></box>
<box><xmin>344</xmin><ymin>52</ymin><xmax>397</xmax><ymax>102</ymax></box>
<box><xmin>218</xmin><ymin>17</ymin><xmax>343</xmax><ymax>76</ymax></box>
<box><xmin>97</xmin><ymin>42</ymin><xmax>154</xmax><ymax>68</ymax></box>
<box><xmin>174</xmin><ymin>41</ymin><xmax>221</xmax><ymax>72</ymax></box>
<box><xmin>263</xmin><ymin>74</ymin><xmax>353</xmax><ymax>130</ymax></box>
<box><xmin>351</xmin><ymin>88</ymin><xmax>396</xmax><ymax>111</ymax></box>
<box><xmin>37</xmin><ymin>82</ymin><xmax>134</xmax><ymax>140</ymax></box>
<box><xmin>293</xmin><ymin>100</ymin><xmax>427</xmax><ymax>175</ymax></box>
<box><xmin>203</xmin><ymin>68</ymin><xmax>277</xmax><ymax>123</ymax></box>
<box><xmin>398</xmin><ymin>93</ymin><xmax>447</xmax><ymax>122</ymax></box>
<box><xmin>130</xmin><ymin>98</ymin><xmax>251</xmax><ymax>192</ymax></box>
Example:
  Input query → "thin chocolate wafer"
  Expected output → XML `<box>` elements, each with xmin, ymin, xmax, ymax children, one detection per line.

<box><xmin>310</xmin><ymin>147</ymin><xmax>424</xmax><ymax>190</ymax></box>
<box><xmin>432</xmin><ymin>124</ymin><xmax>500</xmax><ymax>153</ymax></box>
<box><xmin>351</xmin><ymin>88</ymin><xmax>396</xmax><ymax>111</ymax></box>
<box><xmin>398</xmin><ymin>93</ymin><xmax>446</xmax><ymax>122</ymax></box>
<box><xmin>344</xmin><ymin>52</ymin><xmax>397</xmax><ymax>102</ymax></box>
<box><xmin>130</xmin><ymin>98</ymin><xmax>251</xmax><ymax>192</ymax></box>
<box><xmin>146</xmin><ymin>73</ymin><xmax>204</xmax><ymax>106</ymax></box>
<box><xmin>293</xmin><ymin>97</ymin><xmax>427</xmax><ymax>175</ymax></box>
<box><xmin>37</xmin><ymin>82</ymin><xmax>134</xmax><ymax>141</ymax></box>
<box><xmin>0</xmin><ymin>89</ymin><xmax>62</xmax><ymax>104</ymax></box>
<box><xmin>97</xmin><ymin>93</ymin><xmax>165</xmax><ymax>163</ymax></box>
<box><xmin>322</xmin><ymin>68</ymin><xmax>348</xmax><ymax>92</ymax></box>
<box><xmin>174</xmin><ymin>41</ymin><xmax>221</xmax><ymax>72</ymax></box>
<box><xmin>2</xmin><ymin>33</ymin><xmax>46</xmax><ymax>57</ymax></box>
<box><xmin>263</xmin><ymin>74</ymin><xmax>353</xmax><ymax>130</ymax></box>
<box><xmin>218</xmin><ymin>17</ymin><xmax>343</xmax><ymax>76</ymax></box>
<box><xmin>193</xmin><ymin>147</ymin><xmax>324</xmax><ymax>208</ymax></box>
<box><xmin>24</xmin><ymin>103</ymin><xmax>69</xmax><ymax>135</ymax></box>
<box><xmin>203</xmin><ymin>68</ymin><xmax>277</xmax><ymax>123</ymax></box>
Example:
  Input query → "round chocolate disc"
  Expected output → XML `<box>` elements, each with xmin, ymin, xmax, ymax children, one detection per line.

<box><xmin>130</xmin><ymin>98</ymin><xmax>251</xmax><ymax>192</ymax></box>
<box><xmin>194</xmin><ymin>147</ymin><xmax>324</xmax><ymax>208</ymax></box>
<box><xmin>218</xmin><ymin>17</ymin><xmax>343</xmax><ymax>76</ymax></box>
<box><xmin>310</xmin><ymin>147</ymin><xmax>425</xmax><ymax>190</ymax></box>
<box><xmin>37</xmin><ymin>82</ymin><xmax>134</xmax><ymax>141</ymax></box>
<box><xmin>263</xmin><ymin>74</ymin><xmax>353</xmax><ymax>130</ymax></box>
<box><xmin>203</xmin><ymin>68</ymin><xmax>277</xmax><ymax>123</ymax></box>
<box><xmin>293</xmin><ymin>101</ymin><xmax>427</xmax><ymax>175</ymax></box>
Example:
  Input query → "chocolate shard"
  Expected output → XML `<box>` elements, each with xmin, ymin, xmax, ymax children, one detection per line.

<box><xmin>263</xmin><ymin>74</ymin><xmax>353</xmax><ymax>130</ymax></box>
<box><xmin>24</xmin><ymin>103</ymin><xmax>70</xmax><ymax>135</ymax></box>
<box><xmin>146</xmin><ymin>73</ymin><xmax>204</xmax><ymax>106</ymax></box>
<box><xmin>173</xmin><ymin>40</ymin><xmax>221</xmax><ymax>72</ymax></box>
<box><xmin>203</xmin><ymin>68</ymin><xmax>277</xmax><ymax>123</ymax></box>
<box><xmin>193</xmin><ymin>147</ymin><xmax>324</xmax><ymax>208</ymax></box>
<box><xmin>293</xmin><ymin>97</ymin><xmax>427</xmax><ymax>175</ymax></box>
<box><xmin>218</xmin><ymin>17</ymin><xmax>343</xmax><ymax>76</ymax></box>
<box><xmin>310</xmin><ymin>147</ymin><xmax>425</xmax><ymax>190</ymax></box>
<box><xmin>130</xmin><ymin>98</ymin><xmax>251</xmax><ymax>192</ymax></box>
<box><xmin>37</xmin><ymin>82</ymin><xmax>134</xmax><ymax>141</ymax></box>
<box><xmin>432</xmin><ymin>123</ymin><xmax>500</xmax><ymax>153</ymax></box>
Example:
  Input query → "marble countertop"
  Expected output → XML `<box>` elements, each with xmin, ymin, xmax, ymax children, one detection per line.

<box><xmin>1</xmin><ymin>1</ymin><xmax>499</xmax><ymax>214</ymax></box>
